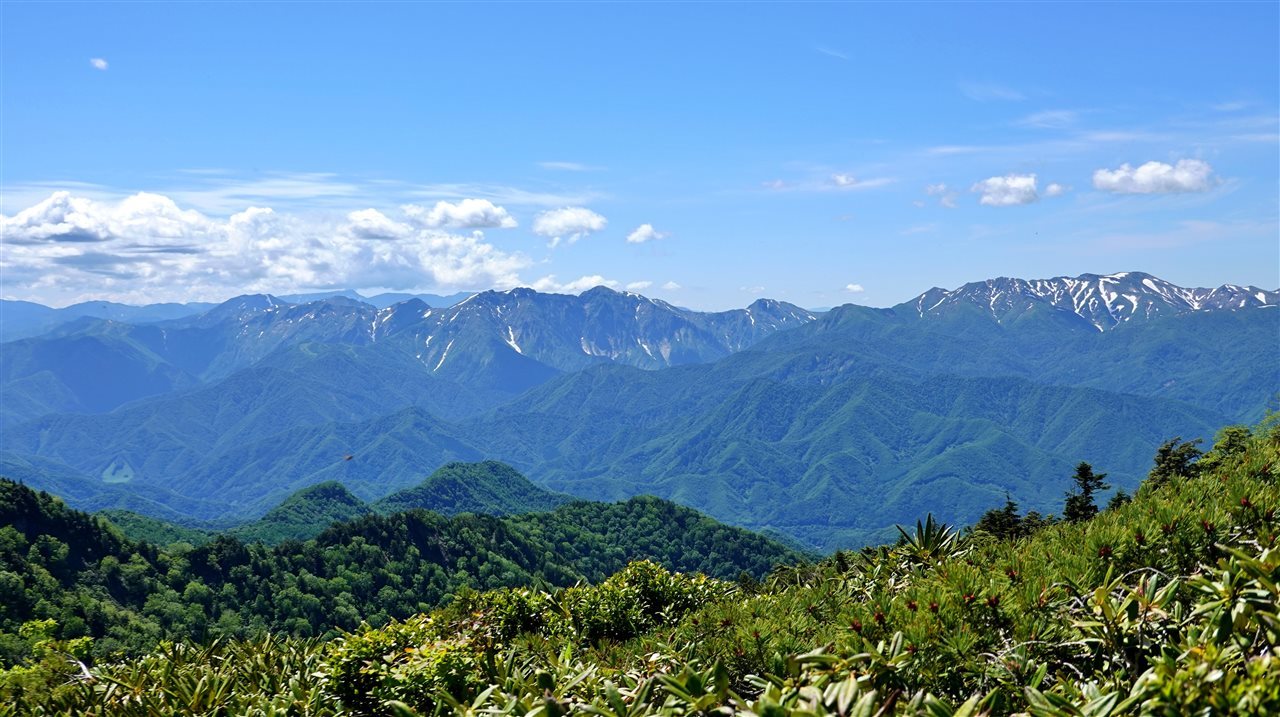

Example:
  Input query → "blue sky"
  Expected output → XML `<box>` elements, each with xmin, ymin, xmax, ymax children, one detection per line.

<box><xmin>2</xmin><ymin>2</ymin><xmax>1276</xmax><ymax>309</ymax></box>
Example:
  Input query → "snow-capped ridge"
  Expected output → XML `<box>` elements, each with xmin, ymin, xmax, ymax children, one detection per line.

<box><xmin>908</xmin><ymin>272</ymin><xmax>1279</xmax><ymax>330</ymax></box>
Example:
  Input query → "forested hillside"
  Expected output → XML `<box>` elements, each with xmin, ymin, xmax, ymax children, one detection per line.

<box><xmin>2</xmin><ymin>422</ymin><xmax>1276</xmax><ymax>715</ymax></box>
<box><xmin>0</xmin><ymin>479</ymin><xmax>803</xmax><ymax>663</ymax></box>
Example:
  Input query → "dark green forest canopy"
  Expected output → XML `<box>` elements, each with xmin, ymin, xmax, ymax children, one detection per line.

<box><xmin>0</xmin><ymin>476</ymin><xmax>803</xmax><ymax>664</ymax></box>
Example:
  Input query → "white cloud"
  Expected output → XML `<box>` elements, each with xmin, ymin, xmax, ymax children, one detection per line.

<box><xmin>925</xmin><ymin>145</ymin><xmax>992</xmax><ymax>156</ymax></box>
<box><xmin>2</xmin><ymin>190</ymin><xmax>211</xmax><ymax>243</ymax></box>
<box><xmin>626</xmin><ymin>281</ymin><xmax>653</xmax><ymax>291</ymax></box>
<box><xmin>828</xmin><ymin>174</ymin><xmax>894</xmax><ymax>190</ymax></box>
<box><xmin>625</xmin><ymin>223</ymin><xmax>667</xmax><ymax>244</ymax></box>
<box><xmin>166</xmin><ymin>172</ymin><xmax>365</xmax><ymax>213</ymax></box>
<box><xmin>345</xmin><ymin>208</ymin><xmax>413</xmax><ymax>240</ymax></box>
<box><xmin>1091</xmin><ymin>159</ymin><xmax>1216</xmax><ymax>194</ymax></box>
<box><xmin>765</xmin><ymin>175</ymin><xmax>894</xmax><ymax>193</ymax></box>
<box><xmin>90</xmin><ymin>58</ymin><xmax>108</xmax><ymax>71</ymax></box>
<box><xmin>402</xmin><ymin>198</ymin><xmax>516</xmax><ymax>229</ymax></box>
<box><xmin>532</xmin><ymin>207</ymin><xmax>607</xmax><ymax>247</ymax></box>
<box><xmin>844</xmin><ymin>283</ymin><xmax>865</xmax><ymax>293</ymax></box>
<box><xmin>1014</xmin><ymin>110</ymin><xmax>1078</xmax><ymax>129</ymax></box>
<box><xmin>530</xmin><ymin>274</ymin><xmax>618</xmax><ymax>293</ymax></box>
<box><xmin>971</xmin><ymin>174</ymin><xmax>1040</xmax><ymax>207</ymax></box>
<box><xmin>925</xmin><ymin>183</ymin><xmax>958</xmax><ymax>208</ymax></box>
<box><xmin>1044</xmin><ymin>182</ymin><xmax>1068</xmax><ymax>197</ymax></box>
<box><xmin>662</xmin><ymin>281</ymin><xmax>681</xmax><ymax>290</ymax></box>
<box><xmin>0</xmin><ymin>192</ymin><xmax>530</xmax><ymax>305</ymax></box>
<box><xmin>19</xmin><ymin>173</ymin><xmax>597</xmax><ymax>215</ymax></box>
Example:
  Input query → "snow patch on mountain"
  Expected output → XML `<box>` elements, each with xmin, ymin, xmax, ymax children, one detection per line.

<box><xmin>910</xmin><ymin>272</ymin><xmax>1279</xmax><ymax>330</ymax></box>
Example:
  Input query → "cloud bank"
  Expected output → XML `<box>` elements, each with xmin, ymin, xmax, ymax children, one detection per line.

<box><xmin>1</xmin><ymin>191</ymin><xmax>529</xmax><ymax>305</ymax></box>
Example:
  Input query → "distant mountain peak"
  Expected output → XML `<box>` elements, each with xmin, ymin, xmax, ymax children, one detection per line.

<box><xmin>367</xmin><ymin>286</ymin><xmax>818</xmax><ymax>376</ymax></box>
<box><xmin>908</xmin><ymin>272</ymin><xmax>1278</xmax><ymax>330</ymax></box>
<box><xmin>374</xmin><ymin>460</ymin><xmax>569</xmax><ymax>517</ymax></box>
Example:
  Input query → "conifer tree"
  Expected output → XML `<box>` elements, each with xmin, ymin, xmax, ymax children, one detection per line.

<box><xmin>1064</xmin><ymin>462</ymin><xmax>1109</xmax><ymax>523</ymax></box>
<box><xmin>1146</xmin><ymin>437</ymin><xmax>1203</xmax><ymax>488</ymax></box>
<box><xmin>976</xmin><ymin>496</ymin><xmax>1023</xmax><ymax>539</ymax></box>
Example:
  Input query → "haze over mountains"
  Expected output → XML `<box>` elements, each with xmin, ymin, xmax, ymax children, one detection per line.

<box><xmin>1</xmin><ymin>271</ymin><xmax>1276</xmax><ymax>548</ymax></box>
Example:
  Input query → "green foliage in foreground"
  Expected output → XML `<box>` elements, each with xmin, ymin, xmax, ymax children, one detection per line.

<box><xmin>4</xmin><ymin>422</ymin><xmax>1278</xmax><ymax>715</ymax></box>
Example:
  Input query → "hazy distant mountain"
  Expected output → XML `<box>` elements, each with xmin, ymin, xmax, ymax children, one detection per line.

<box><xmin>0</xmin><ymin>290</ymin><xmax>472</xmax><ymax>344</ymax></box>
<box><xmin>0</xmin><ymin>287</ymin><xmax>815</xmax><ymax>425</ymax></box>
<box><xmin>0</xmin><ymin>298</ymin><xmax>217</xmax><ymax>341</ymax></box>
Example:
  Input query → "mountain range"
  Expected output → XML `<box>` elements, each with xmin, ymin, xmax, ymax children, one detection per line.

<box><xmin>2</xmin><ymin>271</ymin><xmax>1275</xmax><ymax>549</ymax></box>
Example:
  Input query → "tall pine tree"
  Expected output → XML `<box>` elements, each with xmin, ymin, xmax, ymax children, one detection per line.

<box><xmin>1064</xmin><ymin>462</ymin><xmax>1110</xmax><ymax>523</ymax></box>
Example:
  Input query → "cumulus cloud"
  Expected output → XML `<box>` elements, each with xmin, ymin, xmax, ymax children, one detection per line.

<box><xmin>532</xmin><ymin>207</ymin><xmax>607</xmax><ymax>247</ymax></box>
<box><xmin>972</xmin><ymin>174</ymin><xmax>1040</xmax><ymax>207</ymax></box>
<box><xmin>1044</xmin><ymin>182</ymin><xmax>1068</xmax><ymax>197</ymax></box>
<box><xmin>2</xmin><ymin>191</ymin><xmax>211</xmax><ymax>244</ymax></box>
<box><xmin>626</xmin><ymin>280</ymin><xmax>653</xmax><ymax>291</ymax></box>
<box><xmin>530</xmin><ymin>274</ymin><xmax>618</xmax><ymax>293</ymax></box>
<box><xmin>845</xmin><ymin>283</ymin><xmax>865</xmax><ymax>293</ymax></box>
<box><xmin>90</xmin><ymin>58</ymin><xmax>108</xmax><ymax>71</ymax></box>
<box><xmin>1091</xmin><ymin>159</ymin><xmax>1216</xmax><ymax>194</ymax></box>
<box><xmin>625</xmin><ymin>224</ymin><xmax>667</xmax><ymax>244</ymax></box>
<box><xmin>402</xmin><ymin>198</ymin><xmax>517</xmax><ymax>229</ymax></box>
<box><xmin>1</xmin><ymin>192</ymin><xmax>529</xmax><ymax>305</ymax></box>
<box><xmin>662</xmin><ymin>281</ymin><xmax>681</xmax><ymax>290</ymax></box>
<box><xmin>345</xmin><ymin>208</ymin><xmax>412</xmax><ymax>240</ymax></box>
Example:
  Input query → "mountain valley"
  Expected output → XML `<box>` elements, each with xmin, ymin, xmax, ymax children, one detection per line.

<box><xmin>2</xmin><ymin>272</ymin><xmax>1276</xmax><ymax>549</ymax></box>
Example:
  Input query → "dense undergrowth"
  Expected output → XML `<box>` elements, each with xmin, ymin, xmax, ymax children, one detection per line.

<box><xmin>3</xmin><ymin>421</ymin><xmax>1278</xmax><ymax>715</ymax></box>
